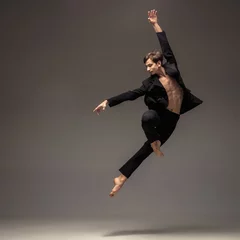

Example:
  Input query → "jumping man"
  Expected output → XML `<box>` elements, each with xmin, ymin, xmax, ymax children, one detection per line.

<box><xmin>93</xmin><ymin>9</ymin><xmax>203</xmax><ymax>197</ymax></box>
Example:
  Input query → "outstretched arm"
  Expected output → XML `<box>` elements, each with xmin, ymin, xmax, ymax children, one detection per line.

<box><xmin>106</xmin><ymin>84</ymin><xmax>146</xmax><ymax>107</ymax></box>
<box><xmin>93</xmin><ymin>83</ymin><xmax>147</xmax><ymax>115</ymax></box>
<box><xmin>148</xmin><ymin>9</ymin><xmax>178</xmax><ymax>65</ymax></box>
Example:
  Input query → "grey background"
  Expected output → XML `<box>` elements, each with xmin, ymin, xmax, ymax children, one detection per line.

<box><xmin>1</xmin><ymin>0</ymin><xmax>240</xmax><ymax>224</ymax></box>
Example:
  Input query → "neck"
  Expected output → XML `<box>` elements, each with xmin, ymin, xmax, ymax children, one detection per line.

<box><xmin>156</xmin><ymin>66</ymin><xmax>167</xmax><ymax>77</ymax></box>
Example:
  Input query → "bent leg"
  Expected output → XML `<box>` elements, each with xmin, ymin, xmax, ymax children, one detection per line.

<box><xmin>141</xmin><ymin>110</ymin><xmax>161</xmax><ymax>143</ymax></box>
<box><xmin>141</xmin><ymin>110</ymin><xmax>164</xmax><ymax>156</ymax></box>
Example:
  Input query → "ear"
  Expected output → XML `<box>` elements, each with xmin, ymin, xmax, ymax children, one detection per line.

<box><xmin>157</xmin><ymin>60</ymin><xmax>161</xmax><ymax>67</ymax></box>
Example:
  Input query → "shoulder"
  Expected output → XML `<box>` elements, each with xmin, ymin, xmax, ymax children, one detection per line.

<box><xmin>164</xmin><ymin>63</ymin><xmax>180</xmax><ymax>77</ymax></box>
<box><xmin>142</xmin><ymin>75</ymin><xmax>157</xmax><ymax>86</ymax></box>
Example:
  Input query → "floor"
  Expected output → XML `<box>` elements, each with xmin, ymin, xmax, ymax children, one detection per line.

<box><xmin>1</xmin><ymin>219</ymin><xmax>240</xmax><ymax>240</ymax></box>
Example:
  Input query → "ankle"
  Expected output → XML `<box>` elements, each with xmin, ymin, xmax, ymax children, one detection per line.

<box><xmin>119</xmin><ymin>174</ymin><xmax>127</xmax><ymax>181</ymax></box>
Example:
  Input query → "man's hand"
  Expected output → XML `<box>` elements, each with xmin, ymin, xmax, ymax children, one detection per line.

<box><xmin>148</xmin><ymin>9</ymin><xmax>162</xmax><ymax>33</ymax></box>
<box><xmin>148</xmin><ymin>9</ymin><xmax>158</xmax><ymax>24</ymax></box>
<box><xmin>93</xmin><ymin>100</ymin><xmax>108</xmax><ymax>115</ymax></box>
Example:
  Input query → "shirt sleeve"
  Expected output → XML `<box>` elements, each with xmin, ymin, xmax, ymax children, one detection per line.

<box><xmin>156</xmin><ymin>31</ymin><xmax>178</xmax><ymax>66</ymax></box>
<box><xmin>107</xmin><ymin>84</ymin><xmax>147</xmax><ymax>107</ymax></box>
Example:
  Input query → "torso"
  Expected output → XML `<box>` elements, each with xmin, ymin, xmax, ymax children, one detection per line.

<box><xmin>159</xmin><ymin>75</ymin><xmax>183</xmax><ymax>114</ymax></box>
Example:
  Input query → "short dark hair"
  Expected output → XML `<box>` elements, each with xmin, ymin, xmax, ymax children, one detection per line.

<box><xmin>143</xmin><ymin>50</ymin><xmax>163</xmax><ymax>64</ymax></box>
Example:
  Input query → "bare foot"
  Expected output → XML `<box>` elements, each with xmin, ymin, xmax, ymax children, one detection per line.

<box><xmin>109</xmin><ymin>175</ymin><xmax>127</xmax><ymax>197</ymax></box>
<box><xmin>151</xmin><ymin>140</ymin><xmax>164</xmax><ymax>157</ymax></box>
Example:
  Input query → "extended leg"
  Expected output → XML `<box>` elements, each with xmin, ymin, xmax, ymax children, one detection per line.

<box><xmin>109</xmin><ymin>141</ymin><xmax>153</xmax><ymax>197</ymax></box>
<box><xmin>119</xmin><ymin>140</ymin><xmax>153</xmax><ymax>178</ymax></box>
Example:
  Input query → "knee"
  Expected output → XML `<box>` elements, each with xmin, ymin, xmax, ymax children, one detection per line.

<box><xmin>141</xmin><ymin>110</ymin><xmax>157</xmax><ymax>124</ymax></box>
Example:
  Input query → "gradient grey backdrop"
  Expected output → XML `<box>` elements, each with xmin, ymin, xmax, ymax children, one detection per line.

<box><xmin>1</xmin><ymin>0</ymin><xmax>240</xmax><ymax>224</ymax></box>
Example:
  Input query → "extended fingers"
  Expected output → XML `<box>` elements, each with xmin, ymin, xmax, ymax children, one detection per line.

<box><xmin>148</xmin><ymin>9</ymin><xmax>157</xmax><ymax>16</ymax></box>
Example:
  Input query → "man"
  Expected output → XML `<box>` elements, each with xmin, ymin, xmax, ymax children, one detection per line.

<box><xmin>93</xmin><ymin>9</ymin><xmax>203</xmax><ymax>197</ymax></box>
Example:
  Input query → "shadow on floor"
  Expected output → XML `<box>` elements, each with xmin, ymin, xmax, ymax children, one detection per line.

<box><xmin>103</xmin><ymin>225</ymin><xmax>240</xmax><ymax>237</ymax></box>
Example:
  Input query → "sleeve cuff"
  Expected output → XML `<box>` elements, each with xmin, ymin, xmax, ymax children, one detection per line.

<box><xmin>156</xmin><ymin>30</ymin><xmax>166</xmax><ymax>36</ymax></box>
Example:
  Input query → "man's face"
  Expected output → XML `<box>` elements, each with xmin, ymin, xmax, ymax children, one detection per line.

<box><xmin>145</xmin><ymin>58</ymin><xmax>161</xmax><ymax>75</ymax></box>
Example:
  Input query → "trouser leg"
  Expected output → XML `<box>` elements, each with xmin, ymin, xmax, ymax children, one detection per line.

<box><xmin>119</xmin><ymin>140</ymin><xmax>153</xmax><ymax>178</ymax></box>
<box><xmin>141</xmin><ymin>110</ymin><xmax>161</xmax><ymax>143</ymax></box>
<box><xmin>119</xmin><ymin>110</ymin><xmax>180</xmax><ymax>179</ymax></box>
<box><xmin>119</xmin><ymin>110</ymin><xmax>161</xmax><ymax>178</ymax></box>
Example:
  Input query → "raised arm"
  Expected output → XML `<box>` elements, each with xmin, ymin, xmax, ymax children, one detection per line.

<box><xmin>148</xmin><ymin>9</ymin><xmax>178</xmax><ymax>65</ymax></box>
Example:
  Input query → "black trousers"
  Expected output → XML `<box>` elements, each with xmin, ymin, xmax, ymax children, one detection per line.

<box><xmin>119</xmin><ymin>109</ymin><xmax>180</xmax><ymax>178</ymax></box>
